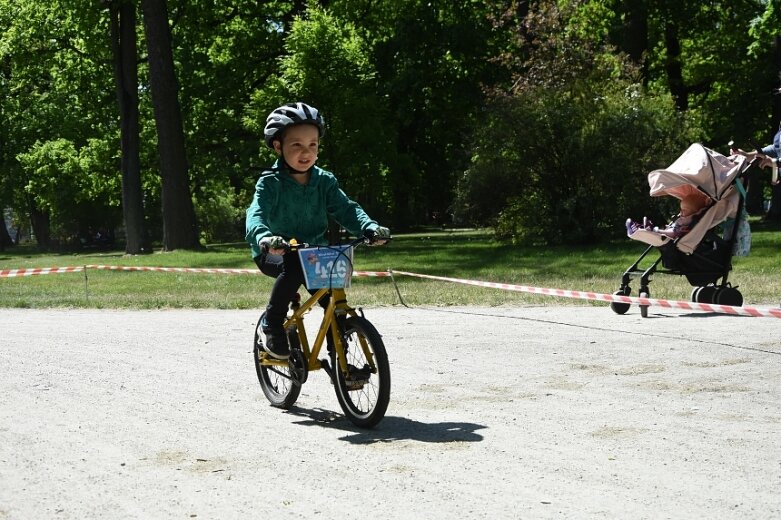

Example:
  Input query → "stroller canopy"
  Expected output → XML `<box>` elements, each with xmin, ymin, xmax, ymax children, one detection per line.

<box><xmin>644</xmin><ymin>143</ymin><xmax>749</xmax><ymax>255</ymax></box>
<box><xmin>647</xmin><ymin>143</ymin><xmax>747</xmax><ymax>204</ymax></box>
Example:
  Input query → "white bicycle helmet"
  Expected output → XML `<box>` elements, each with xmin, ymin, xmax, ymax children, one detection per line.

<box><xmin>263</xmin><ymin>102</ymin><xmax>325</xmax><ymax>148</ymax></box>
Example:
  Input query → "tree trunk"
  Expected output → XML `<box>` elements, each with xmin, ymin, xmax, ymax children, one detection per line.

<box><xmin>616</xmin><ymin>0</ymin><xmax>648</xmax><ymax>80</ymax></box>
<box><xmin>29</xmin><ymin>204</ymin><xmax>51</xmax><ymax>251</ymax></box>
<box><xmin>110</xmin><ymin>0</ymin><xmax>149</xmax><ymax>254</ymax></box>
<box><xmin>516</xmin><ymin>0</ymin><xmax>529</xmax><ymax>17</ymax></box>
<box><xmin>664</xmin><ymin>20</ymin><xmax>687</xmax><ymax>111</ymax></box>
<box><xmin>0</xmin><ymin>217</ymin><xmax>12</xmax><ymax>251</ymax></box>
<box><xmin>140</xmin><ymin>0</ymin><xmax>200</xmax><ymax>250</ymax></box>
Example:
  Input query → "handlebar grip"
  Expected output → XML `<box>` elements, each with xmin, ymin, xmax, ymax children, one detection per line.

<box><xmin>362</xmin><ymin>231</ymin><xmax>392</xmax><ymax>245</ymax></box>
<box><xmin>261</xmin><ymin>237</ymin><xmax>293</xmax><ymax>253</ymax></box>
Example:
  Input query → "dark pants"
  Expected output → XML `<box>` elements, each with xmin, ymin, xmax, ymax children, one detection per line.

<box><xmin>254</xmin><ymin>252</ymin><xmax>330</xmax><ymax>332</ymax></box>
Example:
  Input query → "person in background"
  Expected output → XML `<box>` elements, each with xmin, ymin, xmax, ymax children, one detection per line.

<box><xmin>731</xmin><ymin>123</ymin><xmax>781</xmax><ymax>184</ymax></box>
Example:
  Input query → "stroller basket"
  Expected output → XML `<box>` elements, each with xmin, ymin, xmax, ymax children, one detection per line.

<box><xmin>658</xmin><ymin>231</ymin><xmax>732</xmax><ymax>286</ymax></box>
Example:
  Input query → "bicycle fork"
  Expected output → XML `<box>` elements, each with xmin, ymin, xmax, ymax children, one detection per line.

<box><xmin>323</xmin><ymin>305</ymin><xmax>377</xmax><ymax>389</ymax></box>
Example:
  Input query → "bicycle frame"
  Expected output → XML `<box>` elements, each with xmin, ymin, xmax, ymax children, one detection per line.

<box><xmin>253</xmin><ymin>235</ymin><xmax>391</xmax><ymax>428</ymax></box>
<box><xmin>259</xmin><ymin>286</ymin><xmax>376</xmax><ymax>378</ymax></box>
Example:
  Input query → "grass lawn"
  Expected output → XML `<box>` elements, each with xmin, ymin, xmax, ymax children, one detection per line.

<box><xmin>1</xmin><ymin>222</ymin><xmax>779</xmax><ymax>309</ymax></box>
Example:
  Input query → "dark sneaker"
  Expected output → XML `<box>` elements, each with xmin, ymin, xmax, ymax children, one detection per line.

<box><xmin>344</xmin><ymin>364</ymin><xmax>372</xmax><ymax>390</ymax></box>
<box><xmin>263</xmin><ymin>330</ymin><xmax>290</xmax><ymax>359</ymax></box>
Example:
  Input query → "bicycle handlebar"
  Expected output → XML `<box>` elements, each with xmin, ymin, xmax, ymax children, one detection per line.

<box><xmin>280</xmin><ymin>233</ymin><xmax>391</xmax><ymax>252</ymax></box>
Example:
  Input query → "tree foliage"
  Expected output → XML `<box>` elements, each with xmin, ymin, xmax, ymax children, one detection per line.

<box><xmin>455</xmin><ymin>1</ymin><xmax>701</xmax><ymax>244</ymax></box>
<box><xmin>1</xmin><ymin>0</ymin><xmax>780</xmax><ymax>253</ymax></box>
<box><xmin>244</xmin><ymin>6</ymin><xmax>394</xmax><ymax>217</ymax></box>
<box><xmin>17</xmin><ymin>138</ymin><xmax>121</xmax><ymax>245</ymax></box>
<box><xmin>0</xmin><ymin>0</ymin><xmax>119</xmax><ymax>248</ymax></box>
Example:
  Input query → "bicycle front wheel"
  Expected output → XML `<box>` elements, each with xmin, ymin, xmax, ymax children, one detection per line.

<box><xmin>254</xmin><ymin>313</ymin><xmax>301</xmax><ymax>408</ymax></box>
<box><xmin>333</xmin><ymin>316</ymin><xmax>390</xmax><ymax>428</ymax></box>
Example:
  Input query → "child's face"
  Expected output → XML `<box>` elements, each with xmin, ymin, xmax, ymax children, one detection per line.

<box><xmin>274</xmin><ymin>124</ymin><xmax>320</xmax><ymax>172</ymax></box>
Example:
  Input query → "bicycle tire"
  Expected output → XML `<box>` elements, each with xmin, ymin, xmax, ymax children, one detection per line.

<box><xmin>333</xmin><ymin>316</ymin><xmax>390</xmax><ymax>428</ymax></box>
<box><xmin>254</xmin><ymin>313</ymin><xmax>301</xmax><ymax>408</ymax></box>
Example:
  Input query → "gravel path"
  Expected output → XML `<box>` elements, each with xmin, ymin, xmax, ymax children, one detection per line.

<box><xmin>1</xmin><ymin>306</ymin><xmax>779</xmax><ymax>519</ymax></box>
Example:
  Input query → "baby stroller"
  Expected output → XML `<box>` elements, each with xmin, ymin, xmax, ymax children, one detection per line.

<box><xmin>610</xmin><ymin>143</ymin><xmax>751</xmax><ymax>315</ymax></box>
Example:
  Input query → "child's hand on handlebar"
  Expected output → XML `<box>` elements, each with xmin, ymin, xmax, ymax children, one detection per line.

<box><xmin>366</xmin><ymin>226</ymin><xmax>391</xmax><ymax>246</ymax></box>
<box><xmin>259</xmin><ymin>235</ymin><xmax>288</xmax><ymax>255</ymax></box>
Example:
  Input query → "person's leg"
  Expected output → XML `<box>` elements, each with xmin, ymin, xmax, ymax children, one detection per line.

<box><xmin>254</xmin><ymin>251</ymin><xmax>283</xmax><ymax>278</ymax></box>
<box><xmin>254</xmin><ymin>252</ymin><xmax>305</xmax><ymax>359</ymax></box>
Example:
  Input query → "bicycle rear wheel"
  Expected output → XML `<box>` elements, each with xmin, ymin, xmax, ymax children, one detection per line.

<box><xmin>254</xmin><ymin>313</ymin><xmax>301</xmax><ymax>408</ymax></box>
<box><xmin>333</xmin><ymin>316</ymin><xmax>390</xmax><ymax>428</ymax></box>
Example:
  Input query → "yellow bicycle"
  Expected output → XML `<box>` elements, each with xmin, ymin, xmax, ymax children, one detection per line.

<box><xmin>253</xmin><ymin>236</ymin><xmax>391</xmax><ymax>428</ymax></box>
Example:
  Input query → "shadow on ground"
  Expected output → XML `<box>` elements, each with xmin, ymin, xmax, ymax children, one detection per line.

<box><xmin>284</xmin><ymin>406</ymin><xmax>486</xmax><ymax>444</ymax></box>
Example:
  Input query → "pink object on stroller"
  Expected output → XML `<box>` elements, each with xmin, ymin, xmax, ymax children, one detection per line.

<box><xmin>611</xmin><ymin>143</ymin><xmax>751</xmax><ymax>316</ymax></box>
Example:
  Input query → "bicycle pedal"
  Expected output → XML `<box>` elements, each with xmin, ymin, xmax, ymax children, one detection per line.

<box><xmin>344</xmin><ymin>364</ymin><xmax>372</xmax><ymax>390</ymax></box>
<box><xmin>345</xmin><ymin>380</ymin><xmax>366</xmax><ymax>391</ymax></box>
<box><xmin>347</xmin><ymin>364</ymin><xmax>372</xmax><ymax>381</ymax></box>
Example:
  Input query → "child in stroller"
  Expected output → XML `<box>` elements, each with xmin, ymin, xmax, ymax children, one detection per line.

<box><xmin>610</xmin><ymin>143</ymin><xmax>751</xmax><ymax>316</ymax></box>
<box><xmin>625</xmin><ymin>193</ymin><xmax>710</xmax><ymax>245</ymax></box>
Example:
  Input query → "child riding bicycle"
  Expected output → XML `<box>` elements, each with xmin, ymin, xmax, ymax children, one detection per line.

<box><xmin>245</xmin><ymin>102</ymin><xmax>390</xmax><ymax>360</ymax></box>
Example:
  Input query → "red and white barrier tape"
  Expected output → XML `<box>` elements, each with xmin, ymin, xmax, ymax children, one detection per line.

<box><xmin>85</xmin><ymin>265</ymin><xmax>392</xmax><ymax>277</ymax></box>
<box><xmin>390</xmin><ymin>270</ymin><xmax>781</xmax><ymax>319</ymax></box>
<box><xmin>86</xmin><ymin>264</ymin><xmax>259</xmax><ymax>275</ymax></box>
<box><xmin>3</xmin><ymin>264</ymin><xmax>778</xmax><ymax>318</ymax></box>
<box><xmin>0</xmin><ymin>264</ymin><xmax>393</xmax><ymax>278</ymax></box>
<box><xmin>0</xmin><ymin>266</ymin><xmax>84</xmax><ymax>277</ymax></box>
<box><xmin>354</xmin><ymin>271</ymin><xmax>393</xmax><ymax>277</ymax></box>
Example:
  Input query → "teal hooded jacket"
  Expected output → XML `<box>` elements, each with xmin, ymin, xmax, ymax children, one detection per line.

<box><xmin>245</xmin><ymin>162</ymin><xmax>378</xmax><ymax>258</ymax></box>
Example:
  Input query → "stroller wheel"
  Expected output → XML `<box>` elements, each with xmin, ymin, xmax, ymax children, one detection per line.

<box><xmin>714</xmin><ymin>287</ymin><xmax>743</xmax><ymax>307</ymax></box>
<box><xmin>639</xmin><ymin>288</ymin><xmax>650</xmax><ymax>318</ymax></box>
<box><xmin>609</xmin><ymin>289</ymin><xmax>631</xmax><ymax>315</ymax></box>
<box><xmin>696</xmin><ymin>286</ymin><xmax>717</xmax><ymax>304</ymax></box>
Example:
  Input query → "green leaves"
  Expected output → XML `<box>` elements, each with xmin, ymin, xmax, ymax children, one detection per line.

<box><xmin>2</xmin><ymin>0</ymin><xmax>779</xmax><ymax>249</ymax></box>
<box><xmin>17</xmin><ymin>138</ymin><xmax>120</xmax><ymax>226</ymax></box>
<box><xmin>748</xmin><ymin>1</ymin><xmax>781</xmax><ymax>59</ymax></box>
